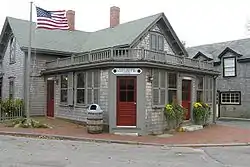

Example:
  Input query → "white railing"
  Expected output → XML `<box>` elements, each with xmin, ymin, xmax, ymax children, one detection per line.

<box><xmin>0</xmin><ymin>101</ymin><xmax>24</xmax><ymax>122</ymax></box>
<box><xmin>46</xmin><ymin>48</ymin><xmax>214</xmax><ymax>70</ymax></box>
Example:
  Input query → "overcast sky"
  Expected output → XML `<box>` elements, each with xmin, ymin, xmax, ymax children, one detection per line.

<box><xmin>1</xmin><ymin>0</ymin><xmax>250</xmax><ymax>47</ymax></box>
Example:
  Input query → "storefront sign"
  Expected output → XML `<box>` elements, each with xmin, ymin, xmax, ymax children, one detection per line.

<box><xmin>112</xmin><ymin>68</ymin><xmax>142</xmax><ymax>75</ymax></box>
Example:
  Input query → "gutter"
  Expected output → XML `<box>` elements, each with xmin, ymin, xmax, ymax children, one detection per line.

<box><xmin>20</xmin><ymin>47</ymin><xmax>75</xmax><ymax>56</ymax></box>
<box><xmin>41</xmin><ymin>61</ymin><xmax>221</xmax><ymax>75</ymax></box>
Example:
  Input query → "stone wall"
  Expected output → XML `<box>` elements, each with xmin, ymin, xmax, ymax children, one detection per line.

<box><xmin>144</xmin><ymin>68</ymin><xmax>166</xmax><ymax>135</ymax></box>
<box><xmin>99</xmin><ymin>69</ymin><xmax>109</xmax><ymax>124</ymax></box>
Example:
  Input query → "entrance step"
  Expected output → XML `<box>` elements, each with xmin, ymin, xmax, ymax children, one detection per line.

<box><xmin>180</xmin><ymin>120</ymin><xmax>192</xmax><ymax>126</ymax></box>
<box><xmin>114</xmin><ymin>132</ymin><xmax>139</xmax><ymax>136</ymax></box>
<box><xmin>180</xmin><ymin>125</ymin><xmax>203</xmax><ymax>132</ymax></box>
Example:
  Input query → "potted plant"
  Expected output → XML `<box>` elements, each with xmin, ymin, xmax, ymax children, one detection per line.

<box><xmin>164</xmin><ymin>102</ymin><xmax>185</xmax><ymax>130</ymax></box>
<box><xmin>193</xmin><ymin>102</ymin><xmax>211</xmax><ymax>126</ymax></box>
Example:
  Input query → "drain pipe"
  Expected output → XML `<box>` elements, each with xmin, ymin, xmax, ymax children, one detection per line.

<box><xmin>212</xmin><ymin>75</ymin><xmax>219</xmax><ymax>124</ymax></box>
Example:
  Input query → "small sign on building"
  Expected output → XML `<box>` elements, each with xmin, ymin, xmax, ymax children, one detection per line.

<box><xmin>112</xmin><ymin>68</ymin><xmax>142</xmax><ymax>75</ymax></box>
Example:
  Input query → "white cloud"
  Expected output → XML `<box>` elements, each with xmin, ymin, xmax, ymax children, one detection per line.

<box><xmin>1</xmin><ymin>0</ymin><xmax>250</xmax><ymax>46</ymax></box>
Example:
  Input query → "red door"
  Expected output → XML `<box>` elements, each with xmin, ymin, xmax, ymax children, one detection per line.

<box><xmin>47</xmin><ymin>80</ymin><xmax>54</xmax><ymax>117</ymax></box>
<box><xmin>182</xmin><ymin>80</ymin><xmax>191</xmax><ymax>120</ymax></box>
<box><xmin>117</xmin><ymin>77</ymin><xmax>137</xmax><ymax>126</ymax></box>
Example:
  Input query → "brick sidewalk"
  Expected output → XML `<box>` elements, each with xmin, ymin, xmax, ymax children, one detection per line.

<box><xmin>0</xmin><ymin>118</ymin><xmax>250</xmax><ymax>145</ymax></box>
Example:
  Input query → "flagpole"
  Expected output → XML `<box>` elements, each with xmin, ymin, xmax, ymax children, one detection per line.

<box><xmin>26</xmin><ymin>1</ymin><xmax>33</xmax><ymax>119</ymax></box>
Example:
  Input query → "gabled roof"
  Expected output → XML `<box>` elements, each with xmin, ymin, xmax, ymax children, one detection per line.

<box><xmin>186</xmin><ymin>38</ymin><xmax>250</xmax><ymax>62</ymax></box>
<box><xmin>0</xmin><ymin>12</ymin><xmax>186</xmax><ymax>55</ymax></box>
<box><xmin>217</xmin><ymin>47</ymin><xmax>242</xmax><ymax>58</ymax></box>
<box><xmin>6</xmin><ymin>17</ymin><xmax>90</xmax><ymax>54</ymax></box>
<box><xmin>193</xmin><ymin>51</ymin><xmax>213</xmax><ymax>60</ymax></box>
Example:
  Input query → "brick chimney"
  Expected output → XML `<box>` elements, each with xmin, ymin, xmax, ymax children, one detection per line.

<box><xmin>66</xmin><ymin>10</ymin><xmax>75</xmax><ymax>30</ymax></box>
<box><xmin>110</xmin><ymin>6</ymin><xmax>120</xmax><ymax>28</ymax></box>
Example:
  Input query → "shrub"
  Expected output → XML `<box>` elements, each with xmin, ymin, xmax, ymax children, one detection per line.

<box><xmin>0</xmin><ymin>98</ymin><xmax>24</xmax><ymax>118</ymax></box>
<box><xmin>193</xmin><ymin>102</ymin><xmax>211</xmax><ymax>125</ymax></box>
<box><xmin>164</xmin><ymin>102</ymin><xmax>186</xmax><ymax>130</ymax></box>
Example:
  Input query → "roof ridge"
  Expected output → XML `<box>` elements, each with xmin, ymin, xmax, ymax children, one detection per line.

<box><xmin>93</xmin><ymin>12</ymin><xmax>163</xmax><ymax>33</ymax></box>
<box><xmin>187</xmin><ymin>37</ymin><xmax>250</xmax><ymax>49</ymax></box>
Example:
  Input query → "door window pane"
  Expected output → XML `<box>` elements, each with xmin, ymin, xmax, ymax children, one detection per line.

<box><xmin>119</xmin><ymin>91</ymin><xmax>127</xmax><ymax>102</ymax></box>
<box><xmin>127</xmin><ymin>79</ymin><xmax>134</xmax><ymax>90</ymax></box>
<box><xmin>119</xmin><ymin>79</ymin><xmax>126</xmax><ymax>90</ymax></box>
<box><xmin>127</xmin><ymin>91</ymin><xmax>134</xmax><ymax>102</ymax></box>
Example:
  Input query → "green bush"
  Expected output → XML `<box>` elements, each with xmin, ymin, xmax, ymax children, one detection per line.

<box><xmin>164</xmin><ymin>102</ymin><xmax>186</xmax><ymax>130</ymax></box>
<box><xmin>193</xmin><ymin>102</ymin><xmax>211</xmax><ymax>125</ymax></box>
<box><xmin>0</xmin><ymin>98</ymin><xmax>24</xmax><ymax>118</ymax></box>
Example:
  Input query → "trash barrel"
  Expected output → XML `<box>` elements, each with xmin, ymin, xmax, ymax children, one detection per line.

<box><xmin>87</xmin><ymin>104</ymin><xmax>103</xmax><ymax>134</ymax></box>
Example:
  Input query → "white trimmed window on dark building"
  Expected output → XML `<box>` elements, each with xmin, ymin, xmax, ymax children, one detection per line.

<box><xmin>220</xmin><ymin>91</ymin><xmax>241</xmax><ymax>105</ymax></box>
<box><xmin>223</xmin><ymin>57</ymin><xmax>236</xmax><ymax>77</ymax></box>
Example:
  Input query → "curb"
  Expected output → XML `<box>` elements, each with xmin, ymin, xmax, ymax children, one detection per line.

<box><xmin>0</xmin><ymin>131</ymin><xmax>249</xmax><ymax>148</ymax></box>
<box><xmin>218</xmin><ymin>117</ymin><xmax>250</xmax><ymax>122</ymax></box>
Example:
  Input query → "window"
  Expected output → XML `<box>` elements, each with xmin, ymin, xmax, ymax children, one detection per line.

<box><xmin>9</xmin><ymin>78</ymin><xmax>14</xmax><ymax>99</ymax></box>
<box><xmin>60</xmin><ymin>75</ymin><xmax>68</xmax><ymax>103</ymax></box>
<box><xmin>168</xmin><ymin>73</ymin><xmax>177</xmax><ymax>104</ymax></box>
<box><xmin>158</xmin><ymin>36</ymin><xmax>164</xmax><ymax>51</ymax></box>
<box><xmin>223</xmin><ymin>57</ymin><xmax>236</xmax><ymax>77</ymax></box>
<box><xmin>76</xmin><ymin>70</ymin><xmax>100</xmax><ymax>105</ymax></box>
<box><xmin>220</xmin><ymin>91</ymin><xmax>241</xmax><ymax>105</ymax></box>
<box><xmin>9</xmin><ymin>36</ymin><xmax>16</xmax><ymax>64</ymax></box>
<box><xmin>150</xmin><ymin>34</ymin><xmax>157</xmax><ymax>50</ymax></box>
<box><xmin>152</xmin><ymin>69</ymin><xmax>166</xmax><ymax>105</ymax></box>
<box><xmin>196</xmin><ymin>76</ymin><xmax>203</xmax><ymax>102</ymax></box>
<box><xmin>76</xmin><ymin>72</ymin><xmax>85</xmax><ymax>104</ymax></box>
<box><xmin>204</xmin><ymin>77</ymin><xmax>213</xmax><ymax>103</ymax></box>
<box><xmin>150</xmin><ymin>34</ymin><xmax>164</xmax><ymax>51</ymax></box>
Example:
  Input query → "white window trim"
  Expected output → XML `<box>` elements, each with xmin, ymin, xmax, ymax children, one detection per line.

<box><xmin>220</xmin><ymin>91</ymin><xmax>241</xmax><ymax>105</ymax></box>
<box><xmin>223</xmin><ymin>57</ymin><xmax>236</xmax><ymax>77</ymax></box>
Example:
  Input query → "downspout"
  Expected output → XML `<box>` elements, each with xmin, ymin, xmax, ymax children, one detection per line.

<box><xmin>212</xmin><ymin>75</ymin><xmax>218</xmax><ymax>123</ymax></box>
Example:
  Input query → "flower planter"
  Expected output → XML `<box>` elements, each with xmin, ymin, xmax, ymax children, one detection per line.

<box><xmin>164</xmin><ymin>103</ymin><xmax>185</xmax><ymax>131</ymax></box>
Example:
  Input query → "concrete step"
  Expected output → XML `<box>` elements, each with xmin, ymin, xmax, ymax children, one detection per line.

<box><xmin>180</xmin><ymin>125</ymin><xmax>203</xmax><ymax>132</ymax></box>
<box><xmin>114</xmin><ymin>132</ymin><xmax>139</xmax><ymax>136</ymax></box>
<box><xmin>180</xmin><ymin>120</ymin><xmax>193</xmax><ymax>126</ymax></box>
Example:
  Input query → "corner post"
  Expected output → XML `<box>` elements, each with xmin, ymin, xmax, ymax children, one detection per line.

<box><xmin>212</xmin><ymin>76</ymin><xmax>217</xmax><ymax>123</ymax></box>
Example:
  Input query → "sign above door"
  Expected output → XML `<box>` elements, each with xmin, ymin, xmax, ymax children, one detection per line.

<box><xmin>112</xmin><ymin>68</ymin><xmax>142</xmax><ymax>75</ymax></box>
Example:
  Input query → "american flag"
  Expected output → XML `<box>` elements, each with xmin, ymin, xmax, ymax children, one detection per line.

<box><xmin>36</xmin><ymin>7</ymin><xmax>69</xmax><ymax>30</ymax></box>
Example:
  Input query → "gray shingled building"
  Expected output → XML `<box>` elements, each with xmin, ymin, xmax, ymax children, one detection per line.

<box><xmin>0</xmin><ymin>6</ymin><xmax>219</xmax><ymax>135</ymax></box>
<box><xmin>187</xmin><ymin>38</ymin><xmax>250</xmax><ymax>118</ymax></box>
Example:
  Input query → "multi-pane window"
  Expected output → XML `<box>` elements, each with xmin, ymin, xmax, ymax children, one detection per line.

<box><xmin>220</xmin><ymin>92</ymin><xmax>241</xmax><ymax>105</ymax></box>
<box><xmin>9</xmin><ymin>36</ymin><xmax>16</xmax><ymax>64</ymax></box>
<box><xmin>60</xmin><ymin>75</ymin><xmax>68</xmax><ymax>103</ymax></box>
<box><xmin>9</xmin><ymin>78</ymin><xmax>14</xmax><ymax>99</ymax></box>
<box><xmin>150</xmin><ymin>34</ymin><xmax>164</xmax><ymax>51</ymax></box>
<box><xmin>223</xmin><ymin>57</ymin><xmax>236</xmax><ymax>77</ymax></box>
<box><xmin>76</xmin><ymin>73</ymin><xmax>85</xmax><ymax>104</ymax></box>
<box><xmin>197</xmin><ymin>76</ymin><xmax>203</xmax><ymax>102</ymax></box>
<box><xmin>168</xmin><ymin>73</ymin><xmax>177</xmax><ymax>104</ymax></box>
<box><xmin>76</xmin><ymin>70</ymin><xmax>100</xmax><ymax>105</ymax></box>
<box><xmin>152</xmin><ymin>69</ymin><xmax>166</xmax><ymax>105</ymax></box>
<box><xmin>204</xmin><ymin>77</ymin><xmax>213</xmax><ymax>103</ymax></box>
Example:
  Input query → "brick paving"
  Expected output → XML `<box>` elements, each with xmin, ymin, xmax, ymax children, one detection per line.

<box><xmin>0</xmin><ymin>117</ymin><xmax>250</xmax><ymax>145</ymax></box>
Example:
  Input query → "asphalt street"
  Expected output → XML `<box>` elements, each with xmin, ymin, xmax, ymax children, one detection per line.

<box><xmin>0</xmin><ymin>135</ymin><xmax>249</xmax><ymax>167</ymax></box>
